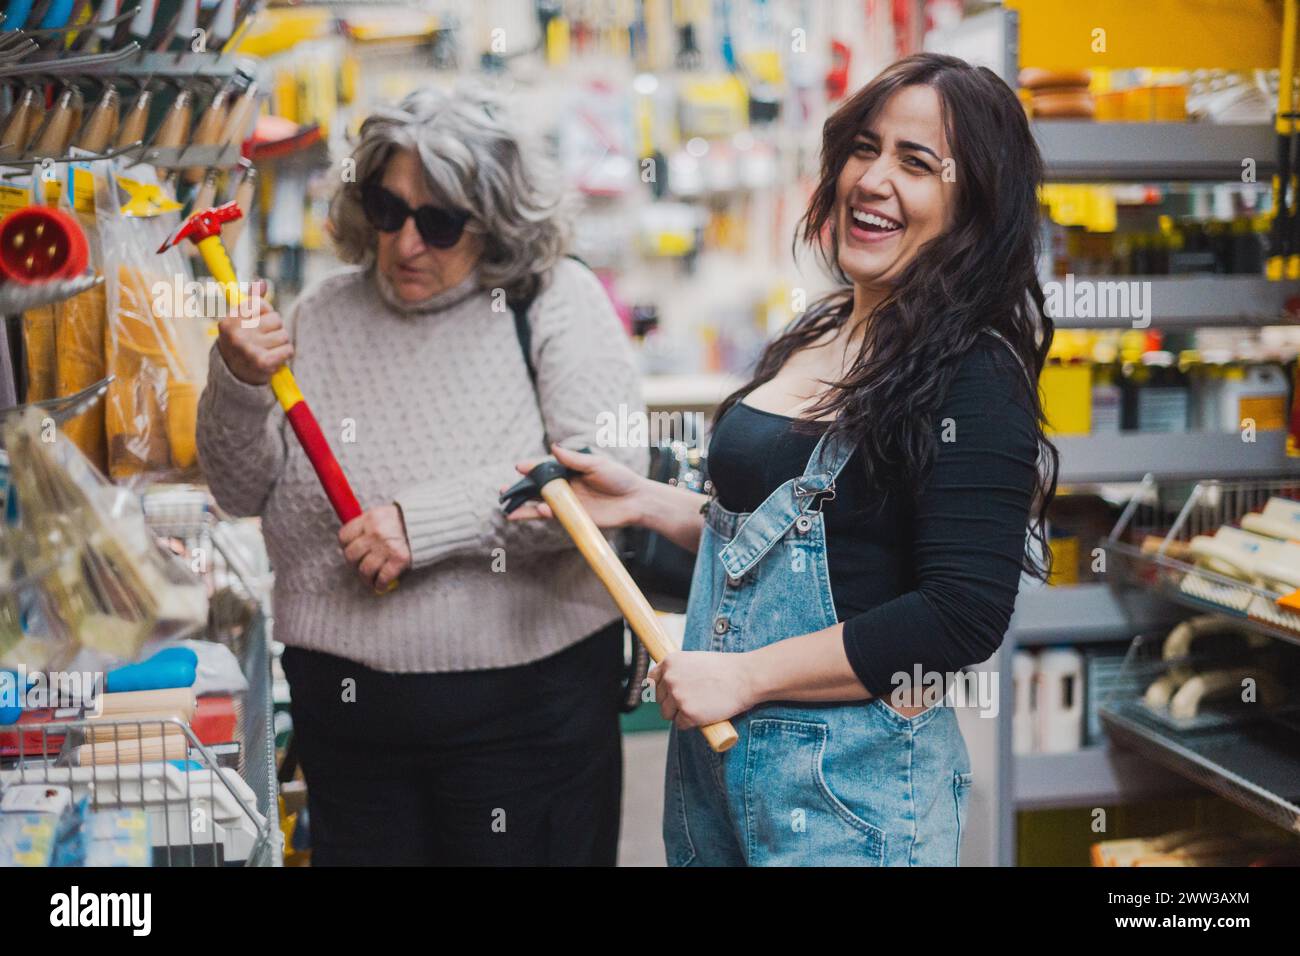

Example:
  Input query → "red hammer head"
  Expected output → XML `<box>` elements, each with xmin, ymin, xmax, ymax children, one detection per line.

<box><xmin>156</xmin><ymin>200</ymin><xmax>244</xmax><ymax>253</ymax></box>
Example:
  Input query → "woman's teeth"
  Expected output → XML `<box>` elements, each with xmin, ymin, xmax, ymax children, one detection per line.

<box><xmin>851</xmin><ymin>209</ymin><xmax>902</xmax><ymax>232</ymax></box>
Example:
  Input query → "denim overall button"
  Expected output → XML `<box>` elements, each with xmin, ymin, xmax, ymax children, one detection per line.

<box><xmin>794</xmin><ymin>515</ymin><xmax>813</xmax><ymax>534</ymax></box>
<box><xmin>713</xmin><ymin>616</ymin><xmax>730</xmax><ymax>635</ymax></box>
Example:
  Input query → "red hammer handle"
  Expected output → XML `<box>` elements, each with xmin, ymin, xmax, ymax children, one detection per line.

<box><xmin>283</xmin><ymin>400</ymin><xmax>363</xmax><ymax>524</ymax></box>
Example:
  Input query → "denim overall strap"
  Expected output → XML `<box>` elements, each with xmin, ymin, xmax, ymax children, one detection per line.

<box><xmin>717</xmin><ymin>426</ymin><xmax>855</xmax><ymax>580</ymax></box>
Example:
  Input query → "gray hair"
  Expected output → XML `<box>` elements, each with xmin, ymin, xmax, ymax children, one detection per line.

<box><xmin>329</xmin><ymin>81</ymin><xmax>574</xmax><ymax>303</ymax></box>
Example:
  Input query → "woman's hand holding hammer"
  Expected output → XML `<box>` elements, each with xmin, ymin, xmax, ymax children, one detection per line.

<box><xmin>340</xmin><ymin>505</ymin><xmax>412</xmax><ymax>593</ymax></box>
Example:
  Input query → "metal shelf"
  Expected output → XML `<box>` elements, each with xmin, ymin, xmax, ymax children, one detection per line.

<box><xmin>102</xmin><ymin>51</ymin><xmax>255</xmax><ymax>81</ymax></box>
<box><xmin>1057</xmin><ymin>431</ymin><xmax>1300</xmax><ymax>484</ymax></box>
<box><xmin>1036</xmin><ymin>122</ymin><xmax>1276</xmax><ymax>182</ymax></box>
<box><xmin>0</xmin><ymin>273</ymin><xmax>102</xmax><ymax>314</ymax></box>
<box><xmin>1051</xmin><ymin>276</ymin><xmax>1300</xmax><ymax>329</ymax></box>
<box><xmin>1008</xmin><ymin>582</ymin><xmax>1182</xmax><ymax>647</ymax></box>
<box><xmin>1100</xmin><ymin>699</ymin><xmax>1300</xmax><ymax>834</ymax></box>
<box><xmin>1014</xmin><ymin>745</ymin><xmax>1195</xmax><ymax>809</ymax></box>
<box><xmin>1107</xmin><ymin>542</ymin><xmax>1300</xmax><ymax>652</ymax></box>
<box><xmin>643</xmin><ymin>373</ymin><xmax>744</xmax><ymax>409</ymax></box>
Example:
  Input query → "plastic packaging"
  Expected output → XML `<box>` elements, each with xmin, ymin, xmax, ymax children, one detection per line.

<box><xmin>100</xmin><ymin>167</ymin><xmax>209</xmax><ymax>482</ymax></box>
<box><xmin>2</xmin><ymin>408</ymin><xmax>207</xmax><ymax>665</ymax></box>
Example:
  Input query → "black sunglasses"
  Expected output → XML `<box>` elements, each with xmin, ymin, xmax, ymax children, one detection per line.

<box><xmin>360</xmin><ymin>181</ymin><xmax>471</xmax><ymax>249</ymax></box>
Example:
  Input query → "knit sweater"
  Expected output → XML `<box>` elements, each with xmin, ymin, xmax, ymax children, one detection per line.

<box><xmin>195</xmin><ymin>258</ymin><xmax>648</xmax><ymax>672</ymax></box>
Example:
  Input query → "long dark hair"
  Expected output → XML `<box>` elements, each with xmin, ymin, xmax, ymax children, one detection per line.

<box><xmin>718</xmin><ymin>53</ymin><xmax>1059</xmax><ymax>580</ymax></box>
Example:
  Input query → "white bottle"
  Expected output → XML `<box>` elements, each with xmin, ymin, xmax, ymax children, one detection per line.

<box><xmin>1219</xmin><ymin>362</ymin><xmax>1288</xmax><ymax>434</ymax></box>
<box><xmin>1013</xmin><ymin>650</ymin><xmax>1038</xmax><ymax>755</ymax></box>
<box><xmin>1036</xmin><ymin>647</ymin><xmax>1085</xmax><ymax>753</ymax></box>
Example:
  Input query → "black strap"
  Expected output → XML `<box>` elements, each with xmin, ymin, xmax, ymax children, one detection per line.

<box><xmin>509</xmin><ymin>254</ymin><xmax>589</xmax><ymax>390</ymax></box>
<box><xmin>510</xmin><ymin>294</ymin><xmax>538</xmax><ymax>388</ymax></box>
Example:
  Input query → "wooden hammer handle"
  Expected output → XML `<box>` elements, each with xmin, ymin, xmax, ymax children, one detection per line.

<box><xmin>539</xmin><ymin>477</ymin><xmax>738</xmax><ymax>753</ymax></box>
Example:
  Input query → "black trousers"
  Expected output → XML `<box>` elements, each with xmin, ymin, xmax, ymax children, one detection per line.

<box><xmin>281</xmin><ymin>619</ymin><xmax>625</xmax><ymax>866</ymax></box>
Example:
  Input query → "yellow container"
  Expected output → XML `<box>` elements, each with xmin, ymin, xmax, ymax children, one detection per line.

<box><xmin>1094</xmin><ymin>90</ymin><xmax>1126</xmax><ymax>121</ymax></box>
<box><xmin>1154</xmin><ymin>85</ymin><xmax>1187</xmax><ymax>121</ymax></box>
<box><xmin>1041</xmin><ymin>362</ymin><xmax>1093</xmax><ymax>436</ymax></box>
<box><xmin>1049</xmin><ymin>535</ymin><xmax>1080</xmax><ymax>586</ymax></box>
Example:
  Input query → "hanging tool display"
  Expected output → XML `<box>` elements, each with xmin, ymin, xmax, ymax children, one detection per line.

<box><xmin>501</xmin><ymin>459</ymin><xmax>740</xmax><ymax>754</ymax></box>
<box><xmin>156</xmin><ymin>201</ymin><xmax>367</xmax><ymax>529</ymax></box>
<box><xmin>74</xmin><ymin>84</ymin><xmax>120</xmax><ymax>153</ymax></box>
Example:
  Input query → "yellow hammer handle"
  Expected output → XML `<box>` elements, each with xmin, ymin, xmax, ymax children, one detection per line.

<box><xmin>195</xmin><ymin>234</ymin><xmax>303</xmax><ymax>409</ymax></box>
<box><xmin>539</xmin><ymin>477</ymin><xmax>738</xmax><ymax>753</ymax></box>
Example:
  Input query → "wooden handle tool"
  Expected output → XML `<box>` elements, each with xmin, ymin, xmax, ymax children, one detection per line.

<box><xmin>183</xmin><ymin>88</ymin><xmax>228</xmax><ymax>183</ymax></box>
<box><xmin>116</xmin><ymin>87</ymin><xmax>154</xmax><ymax>149</ymax></box>
<box><xmin>152</xmin><ymin>87</ymin><xmax>193</xmax><ymax>151</ymax></box>
<box><xmin>75</xmin><ymin>86</ymin><xmax>120</xmax><ymax>153</ymax></box>
<box><xmin>502</xmin><ymin>461</ymin><xmax>739</xmax><ymax>753</ymax></box>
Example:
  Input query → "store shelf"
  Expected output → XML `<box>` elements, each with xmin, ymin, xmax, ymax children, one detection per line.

<box><xmin>1008</xmin><ymin>582</ymin><xmax>1182</xmax><ymax>647</ymax></box>
<box><xmin>109</xmin><ymin>51</ymin><xmax>255</xmax><ymax>81</ymax></box>
<box><xmin>1056</xmin><ymin>431</ymin><xmax>1300</xmax><ymax>484</ymax></box>
<box><xmin>1036</xmin><ymin>122</ymin><xmax>1276</xmax><ymax>182</ymax></box>
<box><xmin>1014</xmin><ymin>745</ymin><xmax>1195</xmax><ymax>809</ymax></box>
<box><xmin>0</xmin><ymin>273</ymin><xmax>101</xmax><ymax>313</ymax></box>
<box><xmin>1100</xmin><ymin>699</ymin><xmax>1300</xmax><ymax>834</ymax></box>
<box><xmin>1051</xmin><ymin>276</ymin><xmax>1300</xmax><ymax>329</ymax></box>
<box><xmin>1107</xmin><ymin>542</ymin><xmax>1300</xmax><ymax>651</ymax></box>
<box><xmin>643</xmin><ymin>373</ymin><xmax>744</xmax><ymax>408</ymax></box>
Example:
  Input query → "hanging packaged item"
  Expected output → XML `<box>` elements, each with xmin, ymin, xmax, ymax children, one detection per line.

<box><xmin>5</xmin><ymin>169</ymin><xmax>109</xmax><ymax>472</ymax></box>
<box><xmin>99</xmin><ymin>167</ymin><xmax>209</xmax><ymax>483</ymax></box>
<box><xmin>1</xmin><ymin>408</ymin><xmax>207</xmax><ymax>665</ymax></box>
<box><xmin>53</xmin><ymin>166</ymin><xmax>109</xmax><ymax>473</ymax></box>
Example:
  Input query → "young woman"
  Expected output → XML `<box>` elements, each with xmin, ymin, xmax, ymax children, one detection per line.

<box><xmin>511</xmin><ymin>53</ymin><xmax>1059</xmax><ymax>866</ymax></box>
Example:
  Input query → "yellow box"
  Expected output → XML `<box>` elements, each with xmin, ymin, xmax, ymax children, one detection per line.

<box><xmin>1049</xmin><ymin>535</ymin><xmax>1080</xmax><ymax>586</ymax></box>
<box><xmin>1041</xmin><ymin>363</ymin><xmax>1092</xmax><ymax>436</ymax></box>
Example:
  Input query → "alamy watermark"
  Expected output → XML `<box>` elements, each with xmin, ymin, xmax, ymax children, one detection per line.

<box><xmin>889</xmin><ymin>666</ymin><xmax>999</xmax><ymax>719</ymax></box>
<box><xmin>1043</xmin><ymin>274</ymin><xmax>1152</xmax><ymax>328</ymax></box>
<box><xmin>595</xmin><ymin>403</ymin><xmax>703</xmax><ymax>448</ymax></box>
<box><xmin>0</xmin><ymin>666</ymin><xmax>103</xmax><ymax>715</ymax></box>
<box><xmin>151</xmin><ymin>276</ymin><xmax>266</xmax><ymax>325</ymax></box>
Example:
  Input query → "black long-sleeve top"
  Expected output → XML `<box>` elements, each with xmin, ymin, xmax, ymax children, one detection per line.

<box><xmin>707</xmin><ymin>334</ymin><xmax>1039</xmax><ymax>697</ymax></box>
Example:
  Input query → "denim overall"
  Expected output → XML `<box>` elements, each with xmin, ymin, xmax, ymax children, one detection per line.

<box><xmin>663</xmin><ymin>427</ymin><xmax>974</xmax><ymax>866</ymax></box>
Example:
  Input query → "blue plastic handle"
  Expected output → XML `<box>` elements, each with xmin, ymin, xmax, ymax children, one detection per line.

<box><xmin>3</xmin><ymin>0</ymin><xmax>37</xmax><ymax>32</ymax></box>
<box><xmin>105</xmin><ymin>647</ymin><xmax>198</xmax><ymax>694</ymax></box>
<box><xmin>37</xmin><ymin>0</ymin><xmax>75</xmax><ymax>29</ymax></box>
<box><xmin>0</xmin><ymin>670</ymin><xmax>23</xmax><ymax>724</ymax></box>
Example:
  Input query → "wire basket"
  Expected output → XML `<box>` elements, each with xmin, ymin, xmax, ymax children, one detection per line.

<box><xmin>0</xmin><ymin>610</ymin><xmax>279</xmax><ymax>866</ymax></box>
<box><xmin>1107</xmin><ymin>475</ymin><xmax>1300</xmax><ymax>643</ymax></box>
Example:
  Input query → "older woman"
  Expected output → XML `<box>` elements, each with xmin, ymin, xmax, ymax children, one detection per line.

<box><xmin>196</xmin><ymin>83</ymin><xmax>646</xmax><ymax>866</ymax></box>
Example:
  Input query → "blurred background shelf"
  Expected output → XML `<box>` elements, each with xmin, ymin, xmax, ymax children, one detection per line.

<box><xmin>1100</xmin><ymin>699</ymin><xmax>1300</xmax><ymax>833</ymax></box>
<box><xmin>1036</xmin><ymin>122</ymin><xmax>1278</xmax><ymax>182</ymax></box>
<box><xmin>1056</xmin><ymin>431</ymin><xmax>1300</xmax><ymax>483</ymax></box>
<box><xmin>642</xmin><ymin>373</ymin><xmax>745</xmax><ymax>409</ymax></box>
<box><xmin>1008</xmin><ymin>583</ymin><xmax>1182</xmax><ymax>647</ymax></box>
<box><xmin>1014</xmin><ymin>745</ymin><xmax>1196</xmax><ymax>809</ymax></box>
<box><xmin>1051</xmin><ymin>277</ymin><xmax>1300</xmax><ymax>329</ymax></box>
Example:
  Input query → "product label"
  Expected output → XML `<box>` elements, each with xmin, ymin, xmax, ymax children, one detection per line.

<box><xmin>1137</xmin><ymin>388</ymin><xmax>1188</xmax><ymax>433</ymax></box>
<box><xmin>1092</xmin><ymin>386</ymin><xmax>1122</xmax><ymax>433</ymax></box>
<box><xmin>1238</xmin><ymin>396</ymin><xmax>1287</xmax><ymax>432</ymax></box>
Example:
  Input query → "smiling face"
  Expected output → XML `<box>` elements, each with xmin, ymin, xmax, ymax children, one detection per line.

<box><xmin>375</xmin><ymin>148</ymin><xmax>483</xmax><ymax>303</ymax></box>
<box><xmin>834</xmin><ymin>84</ymin><xmax>956</xmax><ymax>296</ymax></box>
